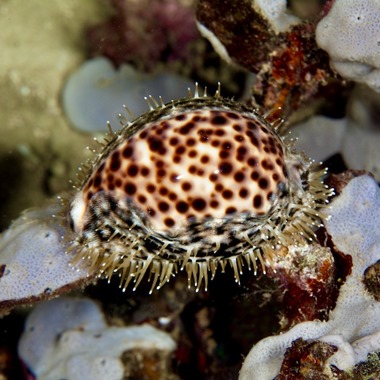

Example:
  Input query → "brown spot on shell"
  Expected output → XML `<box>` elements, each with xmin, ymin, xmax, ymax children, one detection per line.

<box><xmin>125</xmin><ymin>182</ymin><xmax>137</xmax><ymax>195</ymax></box>
<box><xmin>164</xmin><ymin>217</ymin><xmax>175</xmax><ymax>227</ymax></box>
<box><xmin>259</xmin><ymin>177</ymin><xmax>269</xmax><ymax>190</ymax></box>
<box><xmin>158</xmin><ymin>201</ymin><xmax>170</xmax><ymax>213</ymax></box>
<box><xmin>192</xmin><ymin>198</ymin><xmax>206</xmax><ymax>211</ymax></box>
<box><xmin>253</xmin><ymin>194</ymin><xmax>263</xmax><ymax>209</ymax></box>
<box><xmin>176</xmin><ymin>201</ymin><xmax>189</xmax><ymax>213</ymax></box>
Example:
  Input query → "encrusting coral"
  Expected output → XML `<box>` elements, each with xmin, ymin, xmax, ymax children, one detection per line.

<box><xmin>195</xmin><ymin>0</ymin><xmax>349</xmax><ymax>124</ymax></box>
<box><xmin>239</xmin><ymin>175</ymin><xmax>380</xmax><ymax>379</ymax></box>
<box><xmin>18</xmin><ymin>297</ymin><xmax>177</xmax><ymax>380</ymax></box>
<box><xmin>316</xmin><ymin>0</ymin><xmax>380</xmax><ymax>92</ymax></box>
<box><xmin>0</xmin><ymin>202</ymin><xmax>92</xmax><ymax>313</ymax></box>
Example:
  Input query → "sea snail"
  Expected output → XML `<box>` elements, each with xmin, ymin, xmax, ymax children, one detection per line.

<box><xmin>67</xmin><ymin>84</ymin><xmax>333</xmax><ymax>293</ymax></box>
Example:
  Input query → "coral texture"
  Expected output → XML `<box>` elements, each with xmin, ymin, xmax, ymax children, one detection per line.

<box><xmin>316</xmin><ymin>0</ymin><xmax>380</xmax><ymax>91</ymax></box>
<box><xmin>0</xmin><ymin>203</ymin><xmax>92</xmax><ymax>314</ymax></box>
<box><xmin>239</xmin><ymin>175</ymin><xmax>380</xmax><ymax>379</ymax></box>
<box><xmin>18</xmin><ymin>297</ymin><xmax>177</xmax><ymax>380</ymax></box>
<box><xmin>196</xmin><ymin>0</ymin><xmax>342</xmax><ymax>121</ymax></box>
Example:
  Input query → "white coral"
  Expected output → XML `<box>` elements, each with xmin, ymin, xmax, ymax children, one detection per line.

<box><xmin>0</xmin><ymin>202</ymin><xmax>90</xmax><ymax>306</ymax></box>
<box><xmin>18</xmin><ymin>297</ymin><xmax>177</xmax><ymax>380</ymax></box>
<box><xmin>253</xmin><ymin>0</ymin><xmax>300</xmax><ymax>34</ymax></box>
<box><xmin>316</xmin><ymin>0</ymin><xmax>380</xmax><ymax>91</ymax></box>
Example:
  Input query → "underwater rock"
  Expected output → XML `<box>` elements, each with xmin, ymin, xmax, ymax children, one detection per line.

<box><xmin>62</xmin><ymin>57</ymin><xmax>193</xmax><ymax>133</ymax></box>
<box><xmin>316</xmin><ymin>0</ymin><xmax>380</xmax><ymax>92</ymax></box>
<box><xmin>18</xmin><ymin>297</ymin><xmax>177</xmax><ymax>380</ymax></box>
<box><xmin>0</xmin><ymin>203</ymin><xmax>92</xmax><ymax>315</ymax></box>
<box><xmin>363</xmin><ymin>260</ymin><xmax>380</xmax><ymax>302</ymax></box>
<box><xmin>276</xmin><ymin>338</ymin><xmax>380</xmax><ymax>379</ymax></box>
<box><xmin>196</xmin><ymin>0</ymin><xmax>341</xmax><ymax>120</ymax></box>
<box><xmin>239</xmin><ymin>174</ymin><xmax>380</xmax><ymax>379</ymax></box>
<box><xmin>196</xmin><ymin>0</ymin><xmax>302</xmax><ymax>71</ymax></box>
<box><xmin>268</xmin><ymin>243</ymin><xmax>338</xmax><ymax>329</ymax></box>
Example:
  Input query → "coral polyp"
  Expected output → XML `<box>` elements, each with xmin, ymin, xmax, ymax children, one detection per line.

<box><xmin>67</xmin><ymin>86</ymin><xmax>333</xmax><ymax>292</ymax></box>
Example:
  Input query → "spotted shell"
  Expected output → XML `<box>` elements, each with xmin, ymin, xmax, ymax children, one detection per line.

<box><xmin>68</xmin><ymin>87</ymin><xmax>333</xmax><ymax>292</ymax></box>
